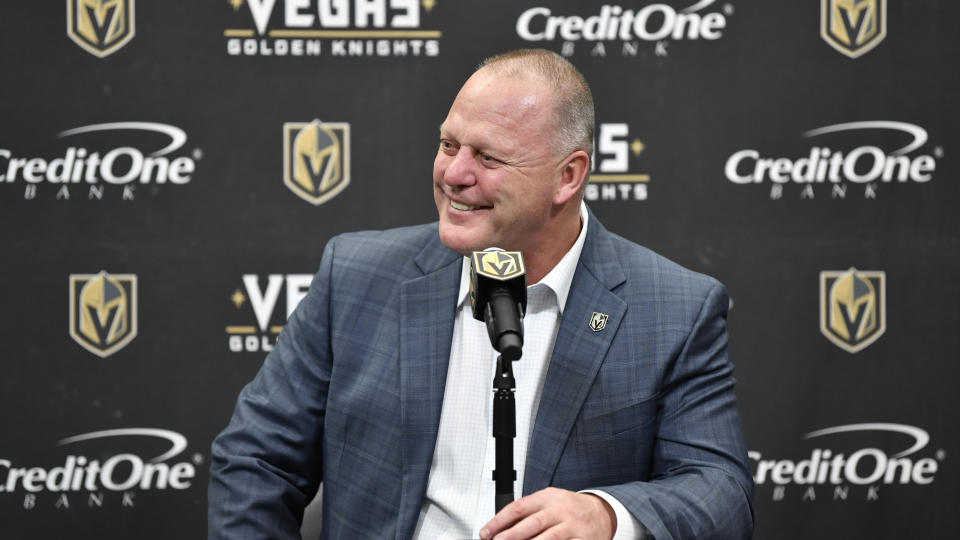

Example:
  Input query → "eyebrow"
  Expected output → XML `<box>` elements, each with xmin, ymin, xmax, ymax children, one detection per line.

<box><xmin>438</xmin><ymin>125</ymin><xmax>457</xmax><ymax>140</ymax></box>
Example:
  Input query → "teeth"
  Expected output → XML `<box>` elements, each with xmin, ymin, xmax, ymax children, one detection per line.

<box><xmin>450</xmin><ymin>200</ymin><xmax>477</xmax><ymax>211</ymax></box>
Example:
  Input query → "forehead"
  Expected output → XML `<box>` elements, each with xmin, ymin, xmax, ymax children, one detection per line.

<box><xmin>441</xmin><ymin>72</ymin><xmax>556</xmax><ymax>155</ymax></box>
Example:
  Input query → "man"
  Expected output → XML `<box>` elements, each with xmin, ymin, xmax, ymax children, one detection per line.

<box><xmin>209</xmin><ymin>49</ymin><xmax>753</xmax><ymax>539</ymax></box>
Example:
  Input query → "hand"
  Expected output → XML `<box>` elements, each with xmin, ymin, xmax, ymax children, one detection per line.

<box><xmin>479</xmin><ymin>487</ymin><xmax>616</xmax><ymax>540</ymax></box>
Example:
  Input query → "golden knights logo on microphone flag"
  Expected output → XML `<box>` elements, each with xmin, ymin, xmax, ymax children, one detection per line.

<box><xmin>819</xmin><ymin>268</ymin><xmax>886</xmax><ymax>353</ymax></box>
<box><xmin>821</xmin><ymin>0</ymin><xmax>886</xmax><ymax>58</ymax></box>
<box><xmin>470</xmin><ymin>251</ymin><xmax>525</xmax><ymax>314</ymax></box>
<box><xmin>67</xmin><ymin>0</ymin><xmax>136</xmax><ymax>58</ymax></box>
<box><xmin>472</xmin><ymin>251</ymin><xmax>525</xmax><ymax>281</ymax></box>
<box><xmin>283</xmin><ymin>120</ymin><xmax>351</xmax><ymax>206</ymax></box>
<box><xmin>69</xmin><ymin>271</ymin><xmax>138</xmax><ymax>358</ymax></box>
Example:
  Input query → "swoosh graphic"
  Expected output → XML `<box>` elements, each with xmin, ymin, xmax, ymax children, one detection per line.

<box><xmin>804</xmin><ymin>423</ymin><xmax>929</xmax><ymax>459</ymax></box>
<box><xmin>803</xmin><ymin>121</ymin><xmax>928</xmax><ymax>156</ymax></box>
<box><xmin>58</xmin><ymin>122</ymin><xmax>187</xmax><ymax>157</ymax></box>
<box><xmin>683</xmin><ymin>0</ymin><xmax>716</xmax><ymax>13</ymax></box>
<box><xmin>58</xmin><ymin>428</ymin><xmax>188</xmax><ymax>463</ymax></box>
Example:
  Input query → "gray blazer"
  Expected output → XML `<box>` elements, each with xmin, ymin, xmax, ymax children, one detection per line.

<box><xmin>209</xmin><ymin>210</ymin><xmax>754</xmax><ymax>539</ymax></box>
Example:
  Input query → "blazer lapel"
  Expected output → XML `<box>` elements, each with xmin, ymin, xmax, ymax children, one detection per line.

<box><xmin>395</xmin><ymin>234</ymin><xmax>461</xmax><ymax>540</ymax></box>
<box><xmin>523</xmin><ymin>211</ymin><xmax>627</xmax><ymax>494</ymax></box>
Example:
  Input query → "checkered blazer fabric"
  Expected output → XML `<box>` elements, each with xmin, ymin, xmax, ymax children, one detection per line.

<box><xmin>208</xmin><ymin>209</ymin><xmax>754</xmax><ymax>540</ymax></box>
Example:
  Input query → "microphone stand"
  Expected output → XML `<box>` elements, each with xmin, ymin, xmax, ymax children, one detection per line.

<box><xmin>492</xmin><ymin>353</ymin><xmax>517</xmax><ymax>512</ymax></box>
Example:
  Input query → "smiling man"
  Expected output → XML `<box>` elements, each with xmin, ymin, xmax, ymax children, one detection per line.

<box><xmin>210</xmin><ymin>49</ymin><xmax>754</xmax><ymax>540</ymax></box>
<box><xmin>433</xmin><ymin>55</ymin><xmax>588</xmax><ymax>284</ymax></box>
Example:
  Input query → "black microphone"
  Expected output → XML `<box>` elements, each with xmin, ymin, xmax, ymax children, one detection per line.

<box><xmin>469</xmin><ymin>248</ymin><xmax>527</xmax><ymax>361</ymax></box>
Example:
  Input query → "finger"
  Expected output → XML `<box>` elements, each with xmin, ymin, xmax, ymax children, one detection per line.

<box><xmin>529</xmin><ymin>524</ymin><xmax>579</xmax><ymax>540</ymax></box>
<box><xmin>480</xmin><ymin>492</ymin><xmax>552</xmax><ymax>539</ymax></box>
<box><xmin>492</xmin><ymin>509</ymin><xmax>561</xmax><ymax>540</ymax></box>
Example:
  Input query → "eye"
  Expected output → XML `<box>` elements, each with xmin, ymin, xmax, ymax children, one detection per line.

<box><xmin>439</xmin><ymin>139</ymin><xmax>458</xmax><ymax>154</ymax></box>
<box><xmin>479</xmin><ymin>153</ymin><xmax>501</xmax><ymax>166</ymax></box>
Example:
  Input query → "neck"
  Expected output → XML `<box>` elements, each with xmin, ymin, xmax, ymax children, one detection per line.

<box><xmin>523</xmin><ymin>206</ymin><xmax>583</xmax><ymax>284</ymax></box>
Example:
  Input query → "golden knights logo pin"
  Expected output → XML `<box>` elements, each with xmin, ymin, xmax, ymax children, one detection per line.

<box><xmin>473</xmin><ymin>251</ymin><xmax>525</xmax><ymax>280</ymax></box>
<box><xmin>820</xmin><ymin>268</ymin><xmax>886</xmax><ymax>353</ymax></box>
<box><xmin>69</xmin><ymin>271</ymin><xmax>138</xmax><ymax>357</ymax></box>
<box><xmin>283</xmin><ymin>120</ymin><xmax>351</xmax><ymax>206</ymax></box>
<box><xmin>821</xmin><ymin>0</ymin><xmax>886</xmax><ymax>58</ymax></box>
<box><xmin>589</xmin><ymin>312</ymin><xmax>608</xmax><ymax>332</ymax></box>
<box><xmin>67</xmin><ymin>0</ymin><xmax>136</xmax><ymax>58</ymax></box>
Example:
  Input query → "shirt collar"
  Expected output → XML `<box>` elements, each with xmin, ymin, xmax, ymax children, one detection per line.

<box><xmin>456</xmin><ymin>202</ymin><xmax>589</xmax><ymax>315</ymax></box>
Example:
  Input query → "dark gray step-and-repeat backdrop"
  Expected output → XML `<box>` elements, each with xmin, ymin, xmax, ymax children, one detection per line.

<box><xmin>1</xmin><ymin>1</ymin><xmax>957</xmax><ymax>538</ymax></box>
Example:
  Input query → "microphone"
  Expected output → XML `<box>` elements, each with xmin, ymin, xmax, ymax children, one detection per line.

<box><xmin>469</xmin><ymin>248</ymin><xmax>527</xmax><ymax>361</ymax></box>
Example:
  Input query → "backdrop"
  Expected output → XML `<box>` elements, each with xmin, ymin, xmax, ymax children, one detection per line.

<box><xmin>1</xmin><ymin>1</ymin><xmax>957</xmax><ymax>538</ymax></box>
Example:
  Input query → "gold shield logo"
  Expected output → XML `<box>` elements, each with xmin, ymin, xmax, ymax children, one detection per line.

<box><xmin>283</xmin><ymin>120</ymin><xmax>351</xmax><ymax>206</ymax></box>
<box><xmin>69</xmin><ymin>271</ymin><xmax>138</xmax><ymax>357</ymax></box>
<box><xmin>473</xmin><ymin>251</ymin><xmax>526</xmax><ymax>280</ymax></box>
<box><xmin>821</xmin><ymin>0</ymin><xmax>886</xmax><ymax>58</ymax></box>
<box><xmin>589</xmin><ymin>312</ymin><xmax>608</xmax><ymax>332</ymax></box>
<box><xmin>820</xmin><ymin>268</ymin><xmax>886</xmax><ymax>353</ymax></box>
<box><xmin>67</xmin><ymin>0</ymin><xmax>136</xmax><ymax>58</ymax></box>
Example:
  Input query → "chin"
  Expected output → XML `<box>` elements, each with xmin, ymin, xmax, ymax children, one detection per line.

<box><xmin>438</xmin><ymin>223</ymin><xmax>488</xmax><ymax>255</ymax></box>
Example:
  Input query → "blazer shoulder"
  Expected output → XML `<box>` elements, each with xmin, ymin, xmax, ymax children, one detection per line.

<box><xmin>321</xmin><ymin>222</ymin><xmax>459</xmax><ymax>282</ymax></box>
<box><xmin>327</xmin><ymin>222</ymin><xmax>440</xmax><ymax>262</ymax></box>
<box><xmin>603</xmin><ymin>229</ymin><xmax>725</xmax><ymax>299</ymax></box>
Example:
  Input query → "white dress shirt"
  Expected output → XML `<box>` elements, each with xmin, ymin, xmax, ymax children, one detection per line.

<box><xmin>414</xmin><ymin>203</ymin><xmax>644</xmax><ymax>539</ymax></box>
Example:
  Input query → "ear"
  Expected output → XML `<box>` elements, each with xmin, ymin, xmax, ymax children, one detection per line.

<box><xmin>553</xmin><ymin>150</ymin><xmax>590</xmax><ymax>205</ymax></box>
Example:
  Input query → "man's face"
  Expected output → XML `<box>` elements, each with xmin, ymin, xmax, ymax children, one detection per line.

<box><xmin>434</xmin><ymin>70</ymin><xmax>565</xmax><ymax>256</ymax></box>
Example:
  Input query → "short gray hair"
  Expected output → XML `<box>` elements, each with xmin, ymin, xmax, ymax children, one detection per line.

<box><xmin>478</xmin><ymin>49</ymin><xmax>595</xmax><ymax>156</ymax></box>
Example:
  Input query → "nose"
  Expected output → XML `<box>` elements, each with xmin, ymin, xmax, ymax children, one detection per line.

<box><xmin>440</xmin><ymin>146</ymin><xmax>477</xmax><ymax>188</ymax></box>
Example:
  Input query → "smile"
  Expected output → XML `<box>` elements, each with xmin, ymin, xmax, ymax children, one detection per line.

<box><xmin>450</xmin><ymin>200</ymin><xmax>482</xmax><ymax>211</ymax></box>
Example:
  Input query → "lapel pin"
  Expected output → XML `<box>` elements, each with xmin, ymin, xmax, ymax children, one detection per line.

<box><xmin>589</xmin><ymin>312</ymin><xmax>608</xmax><ymax>332</ymax></box>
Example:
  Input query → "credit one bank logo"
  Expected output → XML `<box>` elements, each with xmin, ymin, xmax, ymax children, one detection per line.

<box><xmin>749</xmin><ymin>423</ymin><xmax>945</xmax><ymax>502</ymax></box>
<box><xmin>516</xmin><ymin>1</ymin><xmax>733</xmax><ymax>58</ymax></box>
<box><xmin>724</xmin><ymin>121</ymin><xmax>943</xmax><ymax>200</ymax></box>
<box><xmin>224</xmin><ymin>0</ymin><xmax>441</xmax><ymax>58</ymax></box>
<box><xmin>0</xmin><ymin>428</ymin><xmax>201</xmax><ymax>510</ymax></box>
<box><xmin>0</xmin><ymin>122</ymin><xmax>202</xmax><ymax>201</ymax></box>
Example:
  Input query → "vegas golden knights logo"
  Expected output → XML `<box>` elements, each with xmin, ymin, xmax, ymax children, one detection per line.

<box><xmin>589</xmin><ymin>312</ymin><xmax>609</xmax><ymax>332</ymax></box>
<box><xmin>283</xmin><ymin>120</ymin><xmax>351</xmax><ymax>206</ymax></box>
<box><xmin>69</xmin><ymin>271</ymin><xmax>138</xmax><ymax>357</ymax></box>
<box><xmin>469</xmin><ymin>251</ymin><xmax>525</xmax><ymax>314</ymax></box>
<box><xmin>820</xmin><ymin>268</ymin><xmax>886</xmax><ymax>353</ymax></box>
<box><xmin>67</xmin><ymin>0</ymin><xmax>136</xmax><ymax>58</ymax></box>
<box><xmin>473</xmin><ymin>251</ymin><xmax>525</xmax><ymax>280</ymax></box>
<box><xmin>821</xmin><ymin>0</ymin><xmax>886</xmax><ymax>58</ymax></box>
